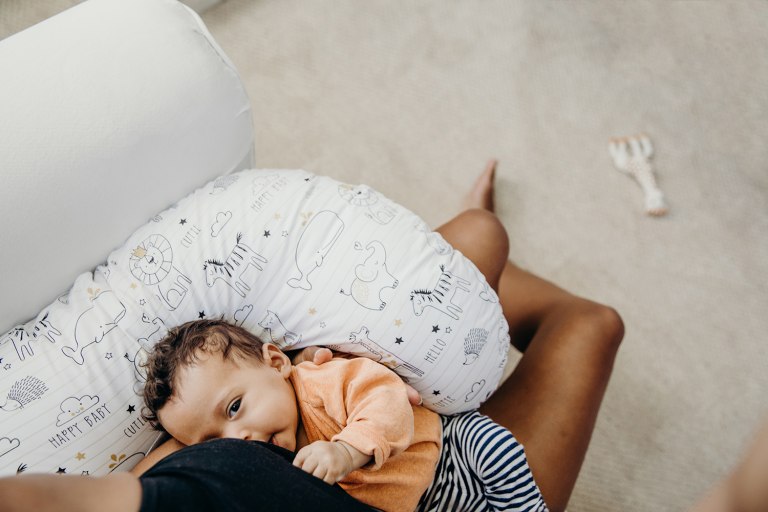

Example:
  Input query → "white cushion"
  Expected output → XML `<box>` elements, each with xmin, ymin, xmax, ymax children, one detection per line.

<box><xmin>0</xmin><ymin>169</ymin><xmax>509</xmax><ymax>475</ymax></box>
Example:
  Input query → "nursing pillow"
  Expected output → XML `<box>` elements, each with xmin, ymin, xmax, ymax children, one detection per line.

<box><xmin>0</xmin><ymin>169</ymin><xmax>510</xmax><ymax>476</ymax></box>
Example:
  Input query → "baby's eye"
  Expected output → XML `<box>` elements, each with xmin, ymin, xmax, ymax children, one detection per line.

<box><xmin>227</xmin><ymin>399</ymin><xmax>241</xmax><ymax>418</ymax></box>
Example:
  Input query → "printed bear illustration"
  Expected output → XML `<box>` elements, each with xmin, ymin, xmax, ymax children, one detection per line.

<box><xmin>127</xmin><ymin>315</ymin><xmax>167</xmax><ymax>392</ymax></box>
<box><xmin>258</xmin><ymin>310</ymin><xmax>302</xmax><ymax>349</ymax></box>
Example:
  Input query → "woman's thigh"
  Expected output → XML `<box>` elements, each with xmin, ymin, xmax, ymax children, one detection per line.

<box><xmin>436</xmin><ymin>211</ymin><xmax>624</xmax><ymax>511</ymax></box>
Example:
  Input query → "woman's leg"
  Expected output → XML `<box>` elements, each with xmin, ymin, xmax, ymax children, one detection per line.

<box><xmin>434</xmin><ymin>163</ymin><xmax>624</xmax><ymax>512</ymax></box>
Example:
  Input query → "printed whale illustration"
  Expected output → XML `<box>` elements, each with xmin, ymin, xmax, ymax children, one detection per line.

<box><xmin>62</xmin><ymin>290</ymin><xmax>126</xmax><ymax>365</ymax></box>
<box><xmin>288</xmin><ymin>211</ymin><xmax>344</xmax><ymax>290</ymax></box>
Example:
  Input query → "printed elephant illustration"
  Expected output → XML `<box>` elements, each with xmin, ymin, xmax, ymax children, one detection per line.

<box><xmin>288</xmin><ymin>211</ymin><xmax>344</xmax><ymax>291</ymax></box>
<box><xmin>341</xmin><ymin>241</ymin><xmax>399</xmax><ymax>310</ymax></box>
<box><xmin>62</xmin><ymin>290</ymin><xmax>126</xmax><ymax>365</ymax></box>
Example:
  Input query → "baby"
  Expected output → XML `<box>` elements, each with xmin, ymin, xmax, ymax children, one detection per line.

<box><xmin>142</xmin><ymin>319</ymin><xmax>441</xmax><ymax>512</ymax></box>
<box><xmin>142</xmin><ymin>319</ymin><xmax>547</xmax><ymax>512</ymax></box>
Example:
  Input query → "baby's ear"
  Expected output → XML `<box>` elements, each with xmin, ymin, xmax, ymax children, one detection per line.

<box><xmin>262</xmin><ymin>343</ymin><xmax>291</xmax><ymax>375</ymax></box>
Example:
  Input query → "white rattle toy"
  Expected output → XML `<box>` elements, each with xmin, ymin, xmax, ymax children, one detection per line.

<box><xmin>609</xmin><ymin>134</ymin><xmax>669</xmax><ymax>217</ymax></box>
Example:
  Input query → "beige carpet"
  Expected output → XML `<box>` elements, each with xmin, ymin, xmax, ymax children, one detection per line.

<box><xmin>3</xmin><ymin>1</ymin><xmax>767</xmax><ymax>510</ymax></box>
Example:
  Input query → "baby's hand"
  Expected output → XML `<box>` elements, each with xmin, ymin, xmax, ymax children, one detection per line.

<box><xmin>292</xmin><ymin>440</ymin><xmax>369</xmax><ymax>484</ymax></box>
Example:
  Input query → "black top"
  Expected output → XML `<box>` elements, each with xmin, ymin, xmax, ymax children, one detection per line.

<box><xmin>139</xmin><ymin>438</ymin><xmax>374</xmax><ymax>512</ymax></box>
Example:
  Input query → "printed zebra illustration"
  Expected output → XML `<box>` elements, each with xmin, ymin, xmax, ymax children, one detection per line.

<box><xmin>2</xmin><ymin>312</ymin><xmax>61</xmax><ymax>362</ymax></box>
<box><xmin>410</xmin><ymin>265</ymin><xmax>471</xmax><ymax>320</ymax></box>
<box><xmin>204</xmin><ymin>233</ymin><xmax>268</xmax><ymax>298</ymax></box>
<box><xmin>0</xmin><ymin>376</ymin><xmax>48</xmax><ymax>412</ymax></box>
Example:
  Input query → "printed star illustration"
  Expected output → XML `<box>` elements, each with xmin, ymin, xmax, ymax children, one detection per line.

<box><xmin>394</xmin><ymin>319</ymin><xmax>403</xmax><ymax>327</ymax></box>
<box><xmin>3</xmin><ymin>364</ymin><xmax>11</xmax><ymax>370</ymax></box>
<box><xmin>432</xmin><ymin>325</ymin><xmax>440</xmax><ymax>333</ymax></box>
<box><xmin>274</xmin><ymin>213</ymin><xmax>282</xmax><ymax>220</ymax></box>
<box><xmin>308</xmin><ymin>308</ymin><xmax>317</xmax><ymax>315</ymax></box>
<box><xmin>105</xmin><ymin>353</ymin><xmax>113</xmax><ymax>360</ymax></box>
<box><xmin>56</xmin><ymin>468</ymin><xmax>67</xmax><ymax>474</ymax></box>
<box><xmin>432</xmin><ymin>390</ymin><xmax>441</xmax><ymax>396</ymax></box>
<box><xmin>127</xmin><ymin>405</ymin><xmax>136</xmax><ymax>414</ymax></box>
<box><xmin>75</xmin><ymin>452</ymin><xmax>86</xmax><ymax>461</ymax></box>
<box><xmin>130</xmin><ymin>282</ymin><xmax>137</xmax><ymax>289</ymax></box>
<box><xmin>395</xmin><ymin>337</ymin><xmax>404</xmax><ymax>345</ymax></box>
<box><xmin>263</xmin><ymin>230</ymin><xmax>271</xmax><ymax>238</ymax></box>
<box><xmin>179</xmin><ymin>218</ymin><xmax>187</xmax><ymax>225</ymax></box>
<box><xmin>445</xmin><ymin>327</ymin><xmax>452</xmax><ymax>334</ymax></box>
<box><xmin>199</xmin><ymin>311</ymin><xmax>206</xmax><ymax>319</ymax></box>
<box><xmin>282</xmin><ymin>230</ymin><xmax>289</xmax><ymax>237</ymax></box>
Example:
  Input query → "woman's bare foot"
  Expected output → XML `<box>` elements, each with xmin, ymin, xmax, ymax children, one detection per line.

<box><xmin>462</xmin><ymin>159</ymin><xmax>497</xmax><ymax>212</ymax></box>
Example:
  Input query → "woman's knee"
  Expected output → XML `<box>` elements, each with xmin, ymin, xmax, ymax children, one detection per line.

<box><xmin>439</xmin><ymin>209</ymin><xmax>509</xmax><ymax>286</ymax></box>
<box><xmin>575</xmin><ymin>301</ymin><xmax>625</xmax><ymax>353</ymax></box>
<box><xmin>454</xmin><ymin>209</ymin><xmax>509</xmax><ymax>254</ymax></box>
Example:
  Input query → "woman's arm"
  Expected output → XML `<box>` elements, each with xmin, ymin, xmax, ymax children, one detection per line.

<box><xmin>0</xmin><ymin>472</ymin><xmax>141</xmax><ymax>512</ymax></box>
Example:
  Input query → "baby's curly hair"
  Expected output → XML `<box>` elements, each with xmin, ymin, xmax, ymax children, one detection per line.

<box><xmin>141</xmin><ymin>319</ymin><xmax>267</xmax><ymax>429</ymax></box>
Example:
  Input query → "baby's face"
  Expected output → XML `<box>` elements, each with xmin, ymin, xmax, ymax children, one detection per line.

<box><xmin>158</xmin><ymin>345</ymin><xmax>299</xmax><ymax>451</ymax></box>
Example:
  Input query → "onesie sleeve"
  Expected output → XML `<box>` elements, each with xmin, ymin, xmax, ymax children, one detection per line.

<box><xmin>328</xmin><ymin>358</ymin><xmax>415</xmax><ymax>470</ymax></box>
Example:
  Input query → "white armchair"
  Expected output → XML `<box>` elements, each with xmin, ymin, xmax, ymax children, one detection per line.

<box><xmin>0</xmin><ymin>0</ymin><xmax>254</xmax><ymax>333</ymax></box>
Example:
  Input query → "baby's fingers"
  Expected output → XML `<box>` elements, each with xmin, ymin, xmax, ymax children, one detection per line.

<box><xmin>293</xmin><ymin>447</ymin><xmax>318</xmax><ymax>473</ymax></box>
<box><xmin>312</xmin><ymin>466</ymin><xmax>336</xmax><ymax>485</ymax></box>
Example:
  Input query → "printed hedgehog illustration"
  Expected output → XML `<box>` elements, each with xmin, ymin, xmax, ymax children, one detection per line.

<box><xmin>0</xmin><ymin>376</ymin><xmax>49</xmax><ymax>412</ymax></box>
<box><xmin>463</xmin><ymin>328</ymin><xmax>489</xmax><ymax>365</ymax></box>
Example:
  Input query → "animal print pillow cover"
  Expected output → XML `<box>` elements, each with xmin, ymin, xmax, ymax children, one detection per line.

<box><xmin>0</xmin><ymin>169</ymin><xmax>510</xmax><ymax>476</ymax></box>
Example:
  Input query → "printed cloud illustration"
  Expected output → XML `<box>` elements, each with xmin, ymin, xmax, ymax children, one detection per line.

<box><xmin>56</xmin><ymin>395</ymin><xmax>99</xmax><ymax>426</ymax></box>
<box><xmin>0</xmin><ymin>437</ymin><xmax>20</xmax><ymax>458</ymax></box>
<box><xmin>464</xmin><ymin>379</ymin><xmax>486</xmax><ymax>403</ymax></box>
<box><xmin>211</xmin><ymin>211</ymin><xmax>232</xmax><ymax>237</ymax></box>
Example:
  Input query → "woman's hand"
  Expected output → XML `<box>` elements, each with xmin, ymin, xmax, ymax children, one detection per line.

<box><xmin>291</xmin><ymin>347</ymin><xmax>423</xmax><ymax>406</ymax></box>
<box><xmin>292</xmin><ymin>440</ymin><xmax>370</xmax><ymax>484</ymax></box>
